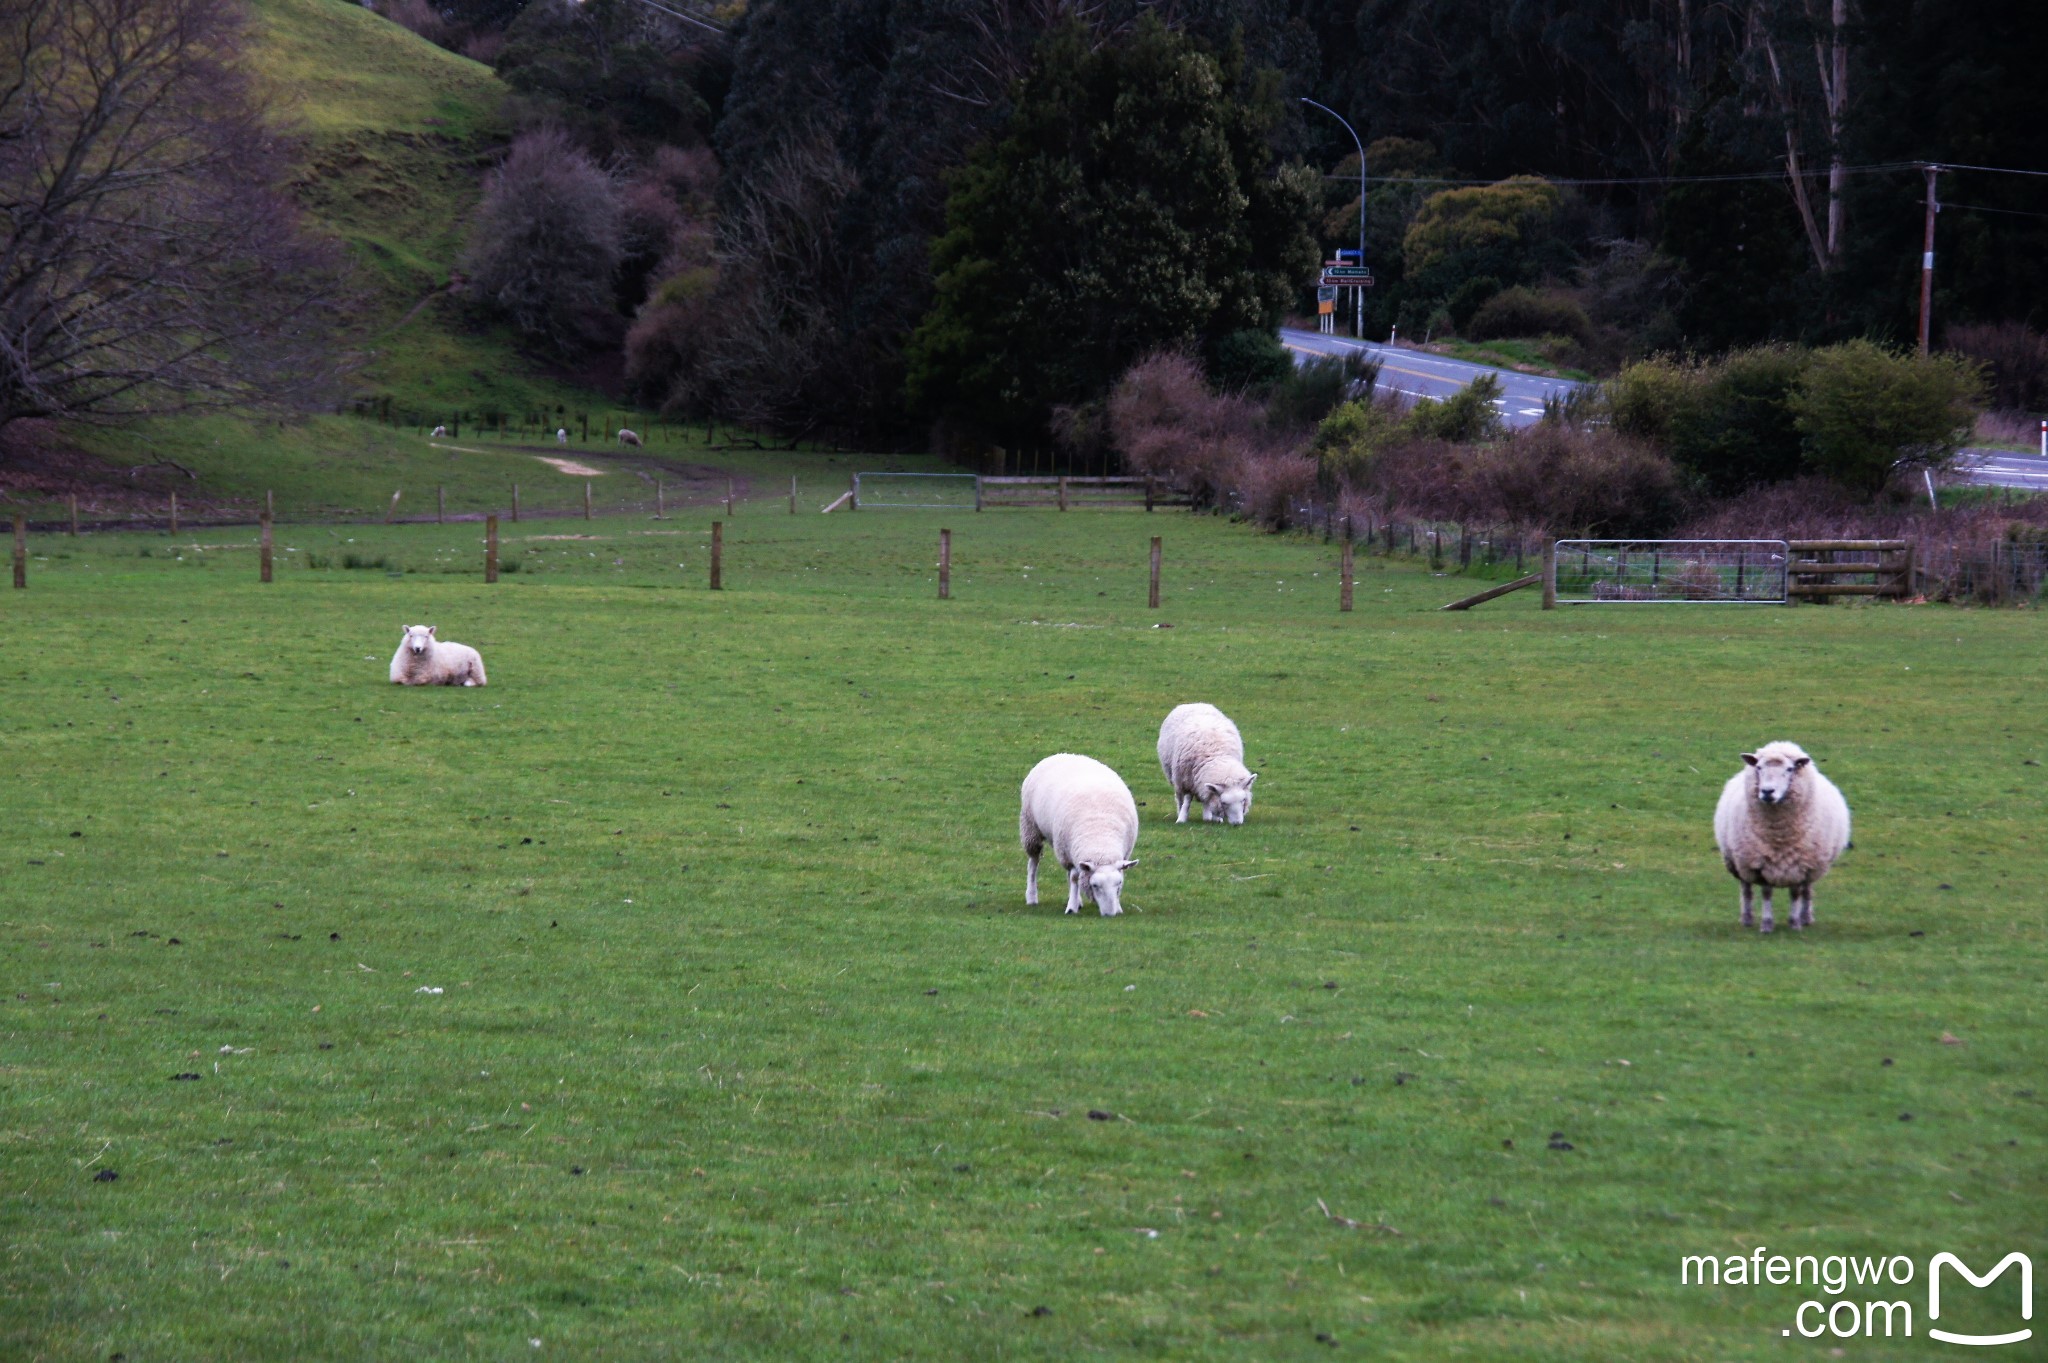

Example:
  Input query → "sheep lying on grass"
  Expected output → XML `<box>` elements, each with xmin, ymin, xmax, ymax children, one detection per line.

<box><xmin>617</xmin><ymin>428</ymin><xmax>642</xmax><ymax>447</ymax></box>
<box><xmin>431</xmin><ymin>425</ymin><xmax>447</xmax><ymax>437</ymax></box>
<box><xmin>1020</xmin><ymin>754</ymin><xmax>1139</xmax><ymax>917</ymax></box>
<box><xmin>1158</xmin><ymin>703</ymin><xmax>1257</xmax><ymax>824</ymax></box>
<box><xmin>388</xmin><ymin>625</ymin><xmax>487</xmax><ymax>687</ymax></box>
<box><xmin>1713</xmin><ymin>741</ymin><xmax>1850</xmax><ymax>932</ymax></box>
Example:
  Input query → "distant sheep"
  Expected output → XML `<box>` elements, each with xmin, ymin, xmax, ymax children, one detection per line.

<box><xmin>617</xmin><ymin>428</ymin><xmax>642</xmax><ymax>447</ymax></box>
<box><xmin>389</xmin><ymin>624</ymin><xmax>487</xmax><ymax>687</ymax></box>
<box><xmin>556</xmin><ymin>428</ymin><xmax>568</xmax><ymax>445</ymax></box>
<box><xmin>431</xmin><ymin>425</ymin><xmax>447</xmax><ymax>437</ymax></box>
<box><xmin>1713</xmin><ymin>741</ymin><xmax>1850</xmax><ymax>932</ymax></box>
<box><xmin>1020</xmin><ymin>753</ymin><xmax>1139</xmax><ymax>916</ymax></box>
<box><xmin>1157</xmin><ymin>703</ymin><xmax>1257</xmax><ymax>824</ymax></box>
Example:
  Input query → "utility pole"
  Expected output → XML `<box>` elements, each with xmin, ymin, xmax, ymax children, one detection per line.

<box><xmin>1301</xmin><ymin>98</ymin><xmax>1366</xmax><ymax>338</ymax></box>
<box><xmin>1918</xmin><ymin>164</ymin><xmax>1941</xmax><ymax>356</ymax></box>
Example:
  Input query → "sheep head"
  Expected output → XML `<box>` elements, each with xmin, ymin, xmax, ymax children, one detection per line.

<box><xmin>1201</xmin><ymin>772</ymin><xmax>1257</xmax><ymax>825</ymax></box>
<box><xmin>1076</xmin><ymin>859</ymin><xmax>1138</xmax><ymax>917</ymax></box>
<box><xmin>402</xmin><ymin>624</ymin><xmax>437</xmax><ymax>656</ymax></box>
<box><xmin>1743</xmin><ymin>743</ymin><xmax>1812</xmax><ymax>806</ymax></box>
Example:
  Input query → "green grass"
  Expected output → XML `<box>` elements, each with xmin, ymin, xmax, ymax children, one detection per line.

<box><xmin>32</xmin><ymin>419</ymin><xmax>916</xmax><ymax>524</ymax></box>
<box><xmin>3</xmin><ymin>508</ymin><xmax>2044</xmax><ymax>1360</ymax></box>
<box><xmin>1438</xmin><ymin>339</ymin><xmax>1594</xmax><ymax>383</ymax></box>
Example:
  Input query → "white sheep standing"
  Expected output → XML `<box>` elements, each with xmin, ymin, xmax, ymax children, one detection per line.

<box><xmin>1713</xmin><ymin>740</ymin><xmax>1850</xmax><ymax>932</ymax></box>
<box><xmin>617</xmin><ymin>428</ymin><xmax>642</xmax><ymax>447</ymax></box>
<box><xmin>1157</xmin><ymin>702</ymin><xmax>1258</xmax><ymax>824</ymax></box>
<box><xmin>556</xmin><ymin>428</ymin><xmax>568</xmax><ymax>445</ymax></box>
<box><xmin>388</xmin><ymin>624</ymin><xmax>488</xmax><ymax>687</ymax></box>
<box><xmin>1020</xmin><ymin>753</ymin><xmax>1139</xmax><ymax>916</ymax></box>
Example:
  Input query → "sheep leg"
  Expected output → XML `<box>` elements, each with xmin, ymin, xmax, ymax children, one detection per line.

<box><xmin>1063</xmin><ymin>866</ymin><xmax>1084</xmax><ymax>915</ymax></box>
<box><xmin>1175</xmin><ymin>791</ymin><xmax>1190</xmax><ymax>823</ymax></box>
<box><xmin>1795</xmin><ymin>886</ymin><xmax>1814</xmax><ymax>929</ymax></box>
<box><xmin>1025</xmin><ymin>848</ymin><xmax>1040</xmax><ymax>906</ymax></box>
<box><xmin>1739</xmin><ymin>881</ymin><xmax>1755</xmax><ymax>930</ymax></box>
<box><xmin>1758</xmin><ymin>886</ymin><xmax>1775</xmax><ymax>934</ymax></box>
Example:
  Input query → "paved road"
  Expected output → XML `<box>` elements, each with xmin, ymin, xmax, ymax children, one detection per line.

<box><xmin>1281</xmin><ymin>327</ymin><xmax>1582</xmax><ymax>429</ymax></box>
<box><xmin>1955</xmin><ymin>447</ymin><xmax>2048</xmax><ymax>490</ymax></box>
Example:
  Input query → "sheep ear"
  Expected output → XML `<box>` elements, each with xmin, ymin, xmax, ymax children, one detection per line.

<box><xmin>427</xmin><ymin>625</ymin><xmax>437</xmax><ymax>636</ymax></box>
<box><xmin>1792</xmin><ymin>756</ymin><xmax>1810</xmax><ymax>770</ymax></box>
<box><xmin>1246</xmin><ymin>772</ymin><xmax>1258</xmax><ymax>786</ymax></box>
<box><xmin>1118</xmin><ymin>858</ymin><xmax>1137</xmax><ymax>870</ymax></box>
<box><xmin>1741</xmin><ymin>752</ymin><xmax>1758</xmax><ymax>767</ymax></box>
<box><xmin>1077</xmin><ymin>861</ymin><xmax>1094</xmax><ymax>876</ymax></box>
<box><xmin>1200</xmin><ymin>783</ymin><xmax>1219</xmax><ymax>799</ymax></box>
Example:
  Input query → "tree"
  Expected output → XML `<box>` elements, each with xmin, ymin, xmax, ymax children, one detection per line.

<box><xmin>460</xmin><ymin>128</ymin><xmax>624</xmax><ymax>351</ymax></box>
<box><xmin>0</xmin><ymin>0</ymin><xmax>342</xmax><ymax>433</ymax></box>
<box><xmin>905</xmin><ymin>17</ymin><xmax>1319</xmax><ymax>440</ymax></box>
<box><xmin>1791</xmin><ymin>340</ymin><xmax>1981</xmax><ymax>494</ymax></box>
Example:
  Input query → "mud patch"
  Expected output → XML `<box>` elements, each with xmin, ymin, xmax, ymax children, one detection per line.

<box><xmin>535</xmin><ymin>457</ymin><xmax>607</xmax><ymax>477</ymax></box>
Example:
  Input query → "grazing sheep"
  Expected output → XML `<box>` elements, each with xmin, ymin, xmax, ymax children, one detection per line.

<box><xmin>1713</xmin><ymin>741</ymin><xmax>1851</xmax><ymax>932</ymax></box>
<box><xmin>388</xmin><ymin>624</ymin><xmax>487</xmax><ymax>687</ymax></box>
<box><xmin>1020</xmin><ymin>753</ymin><xmax>1139</xmax><ymax>916</ymax></box>
<box><xmin>556</xmin><ymin>428</ymin><xmax>568</xmax><ymax>445</ymax></box>
<box><xmin>617</xmin><ymin>428</ymin><xmax>642</xmax><ymax>447</ymax></box>
<box><xmin>1157</xmin><ymin>702</ymin><xmax>1258</xmax><ymax>824</ymax></box>
<box><xmin>431</xmin><ymin>425</ymin><xmax>447</xmax><ymax>437</ymax></box>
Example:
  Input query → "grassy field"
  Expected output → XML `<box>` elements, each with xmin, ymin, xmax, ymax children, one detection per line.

<box><xmin>3</xmin><ymin>503</ymin><xmax>2044</xmax><ymax>1360</ymax></box>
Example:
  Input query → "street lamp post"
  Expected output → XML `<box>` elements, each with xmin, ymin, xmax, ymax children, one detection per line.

<box><xmin>1300</xmin><ymin>97</ymin><xmax>1365</xmax><ymax>338</ymax></box>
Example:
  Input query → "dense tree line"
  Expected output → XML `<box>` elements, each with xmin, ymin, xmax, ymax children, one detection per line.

<box><xmin>417</xmin><ymin>0</ymin><xmax>2048</xmax><ymax>445</ymax></box>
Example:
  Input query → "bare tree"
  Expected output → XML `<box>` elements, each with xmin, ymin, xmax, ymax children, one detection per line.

<box><xmin>0</xmin><ymin>0</ymin><xmax>344</xmax><ymax>433</ymax></box>
<box><xmin>460</xmin><ymin>127</ymin><xmax>624</xmax><ymax>351</ymax></box>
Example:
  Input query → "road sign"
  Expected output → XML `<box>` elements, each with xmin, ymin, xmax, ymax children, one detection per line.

<box><xmin>1323</xmin><ymin>265</ymin><xmax>1373</xmax><ymax>281</ymax></box>
<box><xmin>1316</xmin><ymin>286</ymin><xmax>1337</xmax><ymax>303</ymax></box>
<box><xmin>1320</xmin><ymin>272</ymin><xmax>1374</xmax><ymax>288</ymax></box>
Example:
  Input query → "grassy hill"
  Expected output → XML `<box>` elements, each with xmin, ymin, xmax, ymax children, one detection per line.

<box><xmin>1</xmin><ymin>0</ymin><xmax>746</xmax><ymax>525</ymax></box>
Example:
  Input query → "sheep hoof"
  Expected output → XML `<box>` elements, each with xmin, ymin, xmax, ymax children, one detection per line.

<box><xmin>1063</xmin><ymin>906</ymin><xmax>1079</xmax><ymax>915</ymax></box>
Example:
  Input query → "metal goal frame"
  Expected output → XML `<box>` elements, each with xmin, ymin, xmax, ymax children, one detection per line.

<box><xmin>1550</xmin><ymin>539</ymin><xmax>1790</xmax><ymax>604</ymax></box>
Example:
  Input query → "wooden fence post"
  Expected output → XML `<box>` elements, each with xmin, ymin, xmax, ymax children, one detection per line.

<box><xmin>1148</xmin><ymin>535</ymin><xmax>1161</xmax><ymax>609</ymax></box>
<box><xmin>12</xmin><ymin>512</ymin><xmax>24</xmax><ymax>589</ymax></box>
<box><xmin>386</xmin><ymin>490</ymin><xmax>401</xmax><ymax>523</ymax></box>
<box><xmin>709</xmin><ymin>520</ymin><xmax>723</xmax><ymax>591</ymax></box>
<box><xmin>849</xmin><ymin>474</ymin><xmax>859</xmax><ymax>510</ymax></box>
<box><xmin>974</xmin><ymin>476</ymin><xmax>984</xmax><ymax>512</ymax></box>
<box><xmin>656</xmin><ymin>478</ymin><xmax>665</xmax><ymax>520</ymax></box>
<box><xmin>1541</xmin><ymin>538</ymin><xmax>1558</xmax><ymax>610</ymax></box>
<box><xmin>790</xmin><ymin>474</ymin><xmax>797</xmax><ymax>516</ymax></box>
<box><xmin>1145</xmin><ymin>475</ymin><xmax>1155</xmax><ymax>513</ymax></box>
<box><xmin>485</xmin><ymin>515</ymin><xmax>499</xmax><ymax>583</ymax></box>
<box><xmin>169</xmin><ymin>491</ymin><xmax>179</xmax><ymax>536</ymax></box>
<box><xmin>725</xmin><ymin>478</ymin><xmax>734</xmax><ymax>516</ymax></box>
<box><xmin>583</xmin><ymin>481</ymin><xmax>592</xmax><ymax>521</ymax></box>
<box><xmin>266</xmin><ymin>490</ymin><xmax>274</xmax><ymax>521</ymax></box>
<box><xmin>938</xmin><ymin>528</ymin><xmax>953</xmax><ymax>599</ymax></box>
<box><xmin>511</xmin><ymin>483</ymin><xmax>520</xmax><ymax>523</ymax></box>
<box><xmin>259</xmin><ymin>512</ymin><xmax>273</xmax><ymax>583</ymax></box>
<box><xmin>68</xmin><ymin>494</ymin><xmax>78</xmax><ymax>536</ymax></box>
<box><xmin>1340</xmin><ymin>535</ymin><xmax>1354</xmax><ymax>613</ymax></box>
<box><xmin>1058</xmin><ymin>476</ymin><xmax>1068</xmax><ymax>512</ymax></box>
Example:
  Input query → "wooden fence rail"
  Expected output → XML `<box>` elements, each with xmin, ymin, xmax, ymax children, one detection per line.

<box><xmin>1786</xmin><ymin>538</ymin><xmax>1912</xmax><ymax>601</ymax></box>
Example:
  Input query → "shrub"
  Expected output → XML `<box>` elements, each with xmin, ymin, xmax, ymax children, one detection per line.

<box><xmin>1607</xmin><ymin>356</ymin><xmax>1697</xmax><ymax>444</ymax></box>
<box><xmin>1791</xmin><ymin>340</ymin><xmax>1983</xmax><ymax>494</ymax></box>
<box><xmin>1946</xmin><ymin>322</ymin><xmax>2048</xmax><ymax>411</ymax></box>
<box><xmin>1310</xmin><ymin>396</ymin><xmax>1405</xmax><ymax>493</ymax></box>
<box><xmin>1231</xmin><ymin>452</ymin><xmax>1319</xmax><ymax>531</ymax></box>
<box><xmin>1469</xmin><ymin>424</ymin><xmax>1685</xmax><ymax>537</ymax></box>
<box><xmin>1107</xmin><ymin>352</ymin><xmax>1286</xmax><ymax>508</ymax></box>
<box><xmin>1667</xmin><ymin>345</ymin><xmax>1810</xmax><ymax>496</ymax></box>
<box><xmin>1266</xmin><ymin>352</ymin><xmax>1379</xmax><ymax>430</ymax></box>
<box><xmin>1445</xmin><ymin>275</ymin><xmax>1502</xmax><ymax>332</ymax></box>
<box><xmin>1402</xmin><ymin>374</ymin><xmax>1502</xmax><ymax>443</ymax></box>
<box><xmin>1466</xmin><ymin>287</ymin><xmax>1593</xmax><ymax>346</ymax></box>
<box><xmin>1208</xmin><ymin>330</ymin><xmax>1294</xmax><ymax>394</ymax></box>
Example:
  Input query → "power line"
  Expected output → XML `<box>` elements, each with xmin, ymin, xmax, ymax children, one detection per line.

<box><xmin>1942</xmin><ymin>201</ymin><xmax>2048</xmax><ymax>220</ymax></box>
<box><xmin>613</xmin><ymin>0</ymin><xmax>727</xmax><ymax>35</ymax></box>
<box><xmin>1323</xmin><ymin>163</ymin><xmax>1928</xmax><ymax>188</ymax></box>
<box><xmin>1938</xmin><ymin>161</ymin><xmax>2048</xmax><ymax>180</ymax></box>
